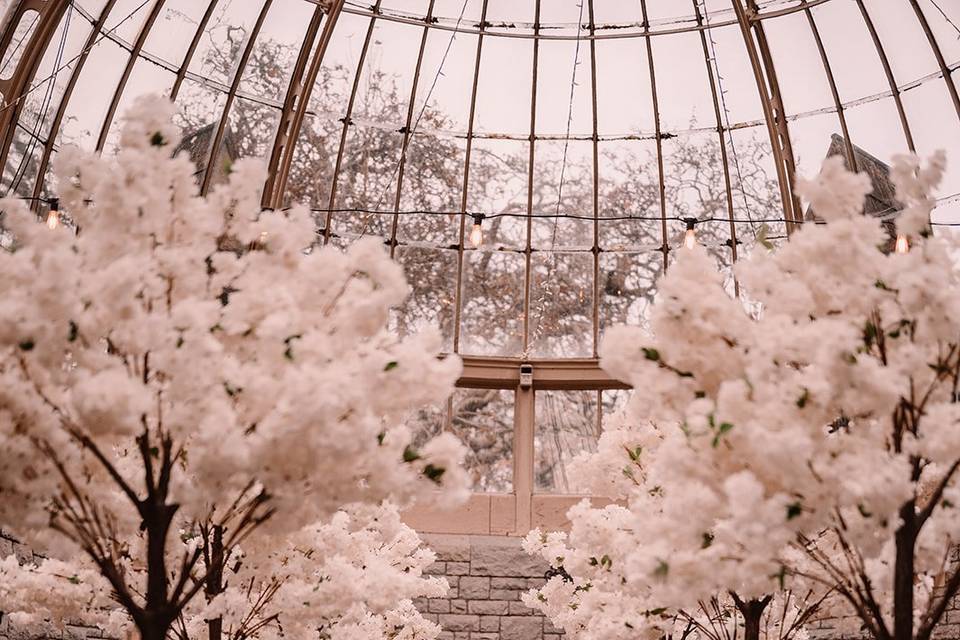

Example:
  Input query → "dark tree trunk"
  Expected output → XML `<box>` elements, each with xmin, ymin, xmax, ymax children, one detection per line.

<box><xmin>732</xmin><ymin>594</ymin><xmax>772</xmax><ymax>640</ymax></box>
<box><xmin>136</xmin><ymin>498</ymin><xmax>179</xmax><ymax>640</ymax></box>
<box><xmin>893</xmin><ymin>499</ymin><xmax>917</xmax><ymax>640</ymax></box>
<box><xmin>206</xmin><ymin>525</ymin><xmax>225</xmax><ymax>640</ymax></box>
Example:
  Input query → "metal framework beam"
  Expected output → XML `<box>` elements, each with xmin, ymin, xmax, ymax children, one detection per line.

<box><xmin>388</xmin><ymin>0</ymin><xmax>436</xmax><ymax>258</ymax></box>
<box><xmin>268</xmin><ymin>0</ymin><xmax>345</xmax><ymax>208</ymax></box>
<box><xmin>856</xmin><ymin>0</ymin><xmax>915</xmax><ymax>153</ymax></box>
<box><xmin>451</xmin><ymin>0</ymin><xmax>489</xmax><ymax>354</ymax></box>
<box><xmin>198</xmin><ymin>0</ymin><xmax>272</xmax><ymax>196</ymax></box>
<box><xmin>638</xmin><ymin>0</ymin><xmax>669</xmax><ymax>274</ymax></box>
<box><xmin>94</xmin><ymin>0</ymin><xmax>164</xmax><ymax>153</ymax></box>
<box><xmin>730</xmin><ymin>0</ymin><xmax>801</xmax><ymax>230</ymax></box>
<box><xmin>0</xmin><ymin>0</ymin><xmax>70</xmax><ymax>184</ymax></box>
<box><xmin>323</xmin><ymin>0</ymin><xmax>381</xmax><ymax>241</ymax></box>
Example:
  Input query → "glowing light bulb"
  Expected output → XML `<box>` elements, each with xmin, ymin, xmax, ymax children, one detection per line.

<box><xmin>683</xmin><ymin>218</ymin><xmax>697</xmax><ymax>250</ymax></box>
<box><xmin>46</xmin><ymin>198</ymin><xmax>60</xmax><ymax>230</ymax></box>
<box><xmin>894</xmin><ymin>234</ymin><xmax>909</xmax><ymax>254</ymax></box>
<box><xmin>469</xmin><ymin>214</ymin><xmax>484</xmax><ymax>248</ymax></box>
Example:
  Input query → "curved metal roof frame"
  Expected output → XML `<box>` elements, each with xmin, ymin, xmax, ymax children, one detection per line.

<box><xmin>1</xmin><ymin>0</ymin><xmax>959</xmax><ymax>362</ymax></box>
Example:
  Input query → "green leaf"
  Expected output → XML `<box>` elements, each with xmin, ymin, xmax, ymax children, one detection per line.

<box><xmin>857</xmin><ymin>503</ymin><xmax>873</xmax><ymax>518</ymax></box>
<box><xmin>653</xmin><ymin>560</ymin><xmax>669</xmax><ymax>578</ymax></box>
<box><xmin>150</xmin><ymin>132</ymin><xmax>166</xmax><ymax>147</ymax></box>
<box><xmin>68</xmin><ymin>321</ymin><xmax>78</xmax><ymax>343</ymax></box>
<box><xmin>403</xmin><ymin>446</ymin><xmax>421</xmax><ymax>463</ymax></box>
<box><xmin>642</xmin><ymin>348</ymin><xmax>660</xmax><ymax>362</ymax></box>
<box><xmin>755</xmin><ymin>223</ymin><xmax>775</xmax><ymax>250</ymax></box>
<box><xmin>68</xmin><ymin>575</ymin><xmax>80</xmax><ymax>585</ymax></box>
<box><xmin>796</xmin><ymin>388</ymin><xmax>810</xmax><ymax>409</ymax></box>
<box><xmin>384</xmin><ymin>361</ymin><xmax>399</xmax><ymax>371</ymax></box>
<box><xmin>786</xmin><ymin>501</ymin><xmax>803</xmax><ymax>520</ymax></box>
<box><xmin>701</xmin><ymin>532</ymin><xmax>714</xmax><ymax>549</ymax></box>
<box><xmin>423</xmin><ymin>464</ymin><xmax>445</xmax><ymax>483</ymax></box>
<box><xmin>18</xmin><ymin>339</ymin><xmax>34</xmax><ymax>351</ymax></box>
<box><xmin>863</xmin><ymin>321</ymin><xmax>878</xmax><ymax>348</ymax></box>
<box><xmin>377</xmin><ymin>431</ymin><xmax>386</xmax><ymax>445</ymax></box>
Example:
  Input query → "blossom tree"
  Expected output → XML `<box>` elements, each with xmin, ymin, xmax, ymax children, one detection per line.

<box><xmin>0</xmin><ymin>95</ymin><xmax>469</xmax><ymax>640</ymax></box>
<box><xmin>524</xmin><ymin>151</ymin><xmax>960</xmax><ymax>640</ymax></box>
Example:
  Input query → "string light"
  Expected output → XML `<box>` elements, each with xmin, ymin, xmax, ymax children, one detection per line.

<box><xmin>469</xmin><ymin>213</ymin><xmax>484</xmax><ymax>248</ymax></box>
<box><xmin>894</xmin><ymin>234</ymin><xmax>910</xmax><ymax>254</ymax></box>
<box><xmin>46</xmin><ymin>198</ymin><xmax>60</xmax><ymax>230</ymax></box>
<box><xmin>683</xmin><ymin>218</ymin><xmax>698</xmax><ymax>249</ymax></box>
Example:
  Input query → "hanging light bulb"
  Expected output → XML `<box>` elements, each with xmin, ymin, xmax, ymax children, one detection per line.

<box><xmin>683</xmin><ymin>217</ymin><xmax>697</xmax><ymax>250</ymax></box>
<box><xmin>469</xmin><ymin>213</ymin><xmax>484</xmax><ymax>248</ymax></box>
<box><xmin>894</xmin><ymin>234</ymin><xmax>909</xmax><ymax>254</ymax></box>
<box><xmin>46</xmin><ymin>198</ymin><xmax>60</xmax><ymax>230</ymax></box>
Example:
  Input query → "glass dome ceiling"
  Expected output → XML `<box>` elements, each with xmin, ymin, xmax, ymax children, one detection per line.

<box><xmin>2</xmin><ymin>0</ymin><xmax>960</xmax><ymax>360</ymax></box>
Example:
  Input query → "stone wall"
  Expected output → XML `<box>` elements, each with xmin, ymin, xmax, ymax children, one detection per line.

<box><xmin>0</xmin><ymin>532</ymin><xmax>104</xmax><ymax>640</ymax></box>
<box><xmin>414</xmin><ymin>534</ymin><xmax>562</xmax><ymax>640</ymax></box>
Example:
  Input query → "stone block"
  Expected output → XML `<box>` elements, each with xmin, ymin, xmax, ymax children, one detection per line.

<box><xmin>422</xmin><ymin>534</ymin><xmax>471</xmax><ymax>562</ymax></box>
<box><xmin>454</xmin><ymin>632</ymin><xmax>470</xmax><ymax>640</ymax></box>
<box><xmin>439</xmin><ymin>615</ymin><xmax>480</xmax><ymax>632</ymax></box>
<box><xmin>424</xmin><ymin>561</ymin><xmax>447</xmax><ymax>575</ymax></box>
<box><xmin>451</xmin><ymin>599</ymin><xmax>468</xmax><ymax>614</ymax></box>
<box><xmin>501</xmin><ymin>616</ymin><xmax>543</xmax><ymax>640</ymax></box>
<box><xmin>479</xmin><ymin>616</ymin><xmax>500</xmax><ymax>633</ymax></box>
<box><xmin>437</xmin><ymin>632</ymin><xmax>454</xmax><ymax>640</ymax></box>
<box><xmin>509</xmin><ymin>601</ymin><xmax>536</xmax><ymax>616</ymax></box>
<box><xmin>447</xmin><ymin>562</ymin><xmax>470</xmax><ymax>576</ymax></box>
<box><xmin>489</xmin><ymin>588</ymin><xmax>521</xmax><ymax>601</ymax></box>
<box><xmin>459</xmin><ymin>576</ymin><xmax>491</xmax><ymax>599</ymax></box>
<box><xmin>473</xmin><ymin>634</ymin><xmax>499</xmax><ymax>640</ymax></box>
<box><xmin>491</xmin><ymin>577</ymin><xmax>529</xmax><ymax>589</ymax></box>
<box><xmin>412</xmin><ymin>597</ymin><xmax>430</xmax><ymax>611</ymax></box>
<box><xmin>471</xmin><ymin>537</ymin><xmax>549</xmax><ymax>578</ymax></box>
<box><xmin>468</xmin><ymin>600</ymin><xmax>510</xmax><ymax>615</ymax></box>
<box><xmin>429</xmin><ymin>599</ymin><xmax>451</xmax><ymax>614</ymax></box>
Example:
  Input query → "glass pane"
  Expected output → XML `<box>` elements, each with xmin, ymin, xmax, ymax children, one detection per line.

<box><xmin>393</xmin><ymin>245</ymin><xmax>456</xmax><ymax>351</ymax></box>
<box><xmin>535</xmin><ymin>390</ymin><xmax>598</xmax><ymax>493</ymax></box>
<box><xmin>451</xmin><ymin>388</ymin><xmax>514</xmax><ymax>492</ymax></box>
<box><xmin>237</xmin><ymin>0</ymin><xmax>315</xmax><ymax>103</ymax></box>
<box><xmin>528</xmin><ymin>250</ymin><xmax>594</xmax><ymax>358</ymax></box>
<box><xmin>459</xmin><ymin>249</ymin><xmax>525</xmax><ymax>356</ymax></box>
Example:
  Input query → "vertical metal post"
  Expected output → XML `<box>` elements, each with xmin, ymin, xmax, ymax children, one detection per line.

<box><xmin>638</xmin><ymin>0</ymin><xmax>668</xmax><ymax>273</ymax></box>
<box><xmin>169</xmin><ymin>0</ymin><xmax>220</xmax><ymax>102</ymax></box>
<box><xmin>30</xmin><ymin>0</ymin><xmax>119</xmax><ymax>205</ymax></box>
<box><xmin>260</xmin><ymin>3</ymin><xmax>324</xmax><ymax>207</ymax></box>
<box><xmin>323</xmin><ymin>1</ymin><xmax>381</xmax><ymax>241</ymax></box>
<box><xmin>730</xmin><ymin>0</ymin><xmax>801</xmax><ymax>230</ymax></box>
<box><xmin>692</xmin><ymin>1</ymin><xmax>739</xmax><ymax>291</ymax></box>
<box><xmin>388</xmin><ymin>0</ymin><xmax>436</xmax><ymax>258</ymax></box>
<box><xmin>95</xmin><ymin>0</ymin><xmax>165</xmax><ymax>152</ymax></box>
<box><xmin>856</xmin><ymin>0</ymin><xmax>915</xmax><ymax>152</ymax></box>
<box><xmin>451</xmin><ymin>0</ymin><xmax>489</xmax><ymax>354</ymax></box>
<box><xmin>801</xmin><ymin>1</ymin><xmax>857</xmax><ymax>171</ymax></box>
<box><xmin>198</xmin><ymin>0</ymin><xmax>273</xmax><ymax>196</ymax></box>
<box><xmin>908</xmin><ymin>0</ymin><xmax>960</xmax><ymax>124</ymax></box>
<box><xmin>587</xmin><ymin>0</ymin><xmax>600</xmax><ymax>357</ymax></box>
<box><xmin>0</xmin><ymin>0</ymin><xmax>71</xmax><ymax>177</ymax></box>
<box><xmin>521</xmin><ymin>0</ymin><xmax>540</xmax><ymax>354</ymax></box>
<box><xmin>269</xmin><ymin>0</ymin><xmax>345</xmax><ymax>207</ymax></box>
